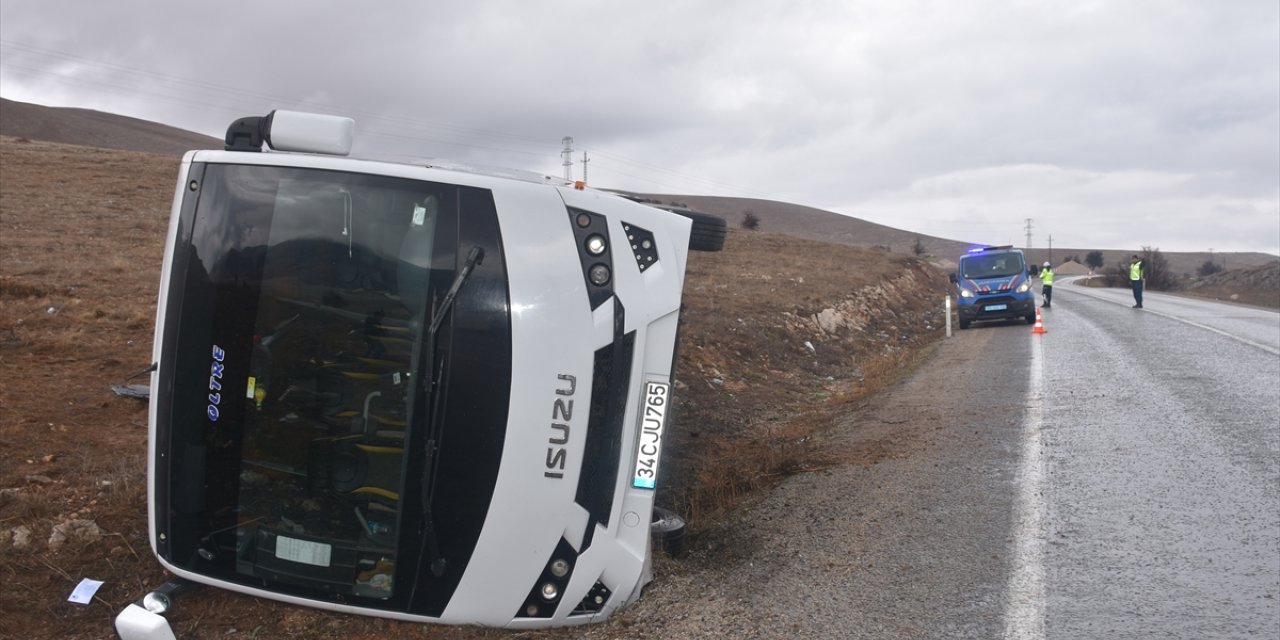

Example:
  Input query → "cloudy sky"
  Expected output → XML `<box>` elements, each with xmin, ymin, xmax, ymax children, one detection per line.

<box><xmin>2</xmin><ymin>0</ymin><xmax>1277</xmax><ymax>255</ymax></box>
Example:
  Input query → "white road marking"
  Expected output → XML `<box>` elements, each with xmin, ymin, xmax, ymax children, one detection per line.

<box><xmin>1003</xmin><ymin>335</ymin><xmax>1047</xmax><ymax>640</ymax></box>
<box><xmin>1136</xmin><ymin>306</ymin><xmax>1280</xmax><ymax>355</ymax></box>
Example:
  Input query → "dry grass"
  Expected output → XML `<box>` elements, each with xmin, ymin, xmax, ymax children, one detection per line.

<box><xmin>1</xmin><ymin>136</ymin><xmax>171</xmax><ymax>639</ymax></box>
<box><xmin>665</xmin><ymin>231</ymin><xmax>950</xmax><ymax>528</ymax></box>
<box><xmin>672</xmin><ymin>334</ymin><xmax>938</xmax><ymax>527</ymax></box>
<box><xmin>1178</xmin><ymin>283</ymin><xmax>1280</xmax><ymax>309</ymax></box>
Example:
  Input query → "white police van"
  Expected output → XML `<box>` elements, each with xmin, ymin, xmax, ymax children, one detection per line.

<box><xmin>115</xmin><ymin>111</ymin><xmax>723</xmax><ymax>638</ymax></box>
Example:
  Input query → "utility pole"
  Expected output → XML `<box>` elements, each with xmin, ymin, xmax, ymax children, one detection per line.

<box><xmin>560</xmin><ymin>136</ymin><xmax>574</xmax><ymax>181</ymax></box>
<box><xmin>1024</xmin><ymin>218</ymin><xmax>1033</xmax><ymax>249</ymax></box>
<box><xmin>581</xmin><ymin>151</ymin><xmax>590</xmax><ymax>185</ymax></box>
<box><xmin>1047</xmin><ymin>234</ymin><xmax>1053</xmax><ymax>264</ymax></box>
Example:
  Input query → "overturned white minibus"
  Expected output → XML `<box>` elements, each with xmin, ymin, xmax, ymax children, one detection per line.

<box><xmin>116</xmin><ymin>110</ymin><xmax>723</xmax><ymax>638</ymax></box>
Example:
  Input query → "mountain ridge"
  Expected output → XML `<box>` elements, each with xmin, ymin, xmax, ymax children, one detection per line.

<box><xmin>2</xmin><ymin>96</ymin><xmax>1274</xmax><ymax>274</ymax></box>
<box><xmin>0</xmin><ymin>97</ymin><xmax>221</xmax><ymax>155</ymax></box>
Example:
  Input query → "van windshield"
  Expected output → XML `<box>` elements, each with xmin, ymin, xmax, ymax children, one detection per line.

<box><xmin>961</xmin><ymin>252</ymin><xmax>1024</xmax><ymax>279</ymax></box>
<box><xmin>156</xmin><ymin>163</ymin><xmax>512</xmax><ymax>614</ymax></box>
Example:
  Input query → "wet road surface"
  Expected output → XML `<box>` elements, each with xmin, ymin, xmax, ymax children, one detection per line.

<box><xmin>1061</xmin><ymin>277</ymin><xmax>1280</xmax><ymax>353</ymax></box>
<box><xmin>1028</xmin><ymin>282</ymin><xmax>1279</xmax><ymax>638</ymax></box>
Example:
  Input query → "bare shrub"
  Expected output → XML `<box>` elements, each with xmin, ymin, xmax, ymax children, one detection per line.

<box><xmin>1107</xmin><ymin>247</ymin><xmax>1179</xmax><ymax>291</ymax></box>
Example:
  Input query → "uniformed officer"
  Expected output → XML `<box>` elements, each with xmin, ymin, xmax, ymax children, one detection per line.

<box><xmin>1129</xmin><ymin>254</ymin><xmax>1145</xmax><ymax>308</ymax></box>
<box><xmin>1039</xmin><ymin>261</ymin><xmax>1054</xmax><ymax>308</ymax></box>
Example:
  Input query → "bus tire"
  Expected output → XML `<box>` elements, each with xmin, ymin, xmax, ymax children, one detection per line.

<box><xmin>671</xmin><ymin>210</ymin><xmax>725</xmax><ymax>252</ymax></box>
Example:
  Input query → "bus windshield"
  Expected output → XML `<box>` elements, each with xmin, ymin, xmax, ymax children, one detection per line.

<box><xmin>157</xmin><ymin>163</ymin><xmax>512</xmax><ymax>614</ymax></box>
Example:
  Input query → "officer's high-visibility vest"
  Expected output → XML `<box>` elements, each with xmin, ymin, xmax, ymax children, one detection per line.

<box><xmin>1130</xmin><ymin>261</ymin><xmax>1143</xmax><ymax>281</ymax></box>
<box><xmin>1040</xmin><ymin>269</ymin><xmax>1054</xmax><ymax>286</ymax></box>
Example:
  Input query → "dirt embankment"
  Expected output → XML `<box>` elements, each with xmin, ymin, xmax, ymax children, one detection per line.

<box><xmin>670</xmin><ymin>233</ymin><xmax>951</xmax><ymax>525</ymax></box>
<box><xmin>0</xmin><ymin>135</ymin><xmax>951</xmax><ymax>639</ymax></box>
<box><xmin>1182</xmin><ymin>261</ymin><xmax>1280</xmax><ymax>309</ymax></box>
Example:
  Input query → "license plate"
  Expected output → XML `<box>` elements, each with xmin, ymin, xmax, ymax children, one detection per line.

<box><xmin>985</xmin><ymin>304</ymin><xmax>1008</xmax><ymax>311</ymax></box>
<box><xmin>275</xmin><ymin>535</ymin><xmax>332</xmax><ymax>567</ymax></box>
<box><xmin>632</xmin><ymin>381</ymin><xmax>669</xmax><ymax>489</ymax></box>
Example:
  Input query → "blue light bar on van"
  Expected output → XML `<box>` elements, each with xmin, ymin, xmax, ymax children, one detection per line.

<box><xmin>968</xmin><ymin>245</ymin><xmax>1014</xmax><ymax>253</ymax></box>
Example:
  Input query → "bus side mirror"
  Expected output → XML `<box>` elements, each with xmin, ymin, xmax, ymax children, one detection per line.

<box><xmin>948</xmin><ymin>273</ymin><xmax>957</xmax><ymax>284</ymax></box>
<box><xmin>225</xmin><ymin>110</ymin><xmax>354</xmax><ymax>155</ymax></box>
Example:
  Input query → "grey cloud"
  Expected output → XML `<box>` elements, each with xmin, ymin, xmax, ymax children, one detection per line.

<box><xmin>1</xmin><ymin>0</ymin><xmax>1276</xmax><ymax>253</ymax></box>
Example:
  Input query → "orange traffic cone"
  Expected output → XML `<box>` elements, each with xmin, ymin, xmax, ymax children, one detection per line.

<box><xmin>1031</xmin><ymin>309</ymin><xmax>1046</xmax><ymax>334</ymax></box>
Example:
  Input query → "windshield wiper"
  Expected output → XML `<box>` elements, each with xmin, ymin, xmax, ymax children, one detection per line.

<box><xmin>414</xmin><ymin>245</ymin><xmax>484</xmax><ymax>580</ymax></box>
<box><xmin>427</xmin><ymin>246</ymin><xmax>484</xmax><ymax>339</ymax></box>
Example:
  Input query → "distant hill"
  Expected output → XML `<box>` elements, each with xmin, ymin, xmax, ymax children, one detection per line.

<box><xmin>621</xmin><ymin>192</ymin><xmax>1278</xmax><ymax>276</ymax></box>
<box><xmin>2</xmin><ymin>96</ymin><xmax>1273</xmax><ymax>274</ymax></box>
<box><xmin>620</xmin><ymin>193</ymin><xmax>977</xmax><ymax>261</ymax></box>
<box><xmin>0</xmin><ymin>97</ymin><xmax>219</xmax><ymax>155</ymax></box>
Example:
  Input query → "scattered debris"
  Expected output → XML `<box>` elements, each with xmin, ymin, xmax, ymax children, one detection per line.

<box><xmin>68</xmin><ymin>577</ymin><xmax>104</xmax><ymax>605</ymax></box>
<box><xmin>9</xmin><ymin>525</ymin><xmax>34</xmax><ymax>549</ymax></box>
<box><xmin>48</xmin><ymin>519</ymin><xmax>102</xmax><ymax>551</ymax></box>
<box><xmin>110</xmin><ymin>383</ymin><xmax>150</xmax><ymax>400</ymax></box>
<box><xmin>110</xmin><ymin>364</ymin><xmax>157</xmax><ymax>400</ymax></box>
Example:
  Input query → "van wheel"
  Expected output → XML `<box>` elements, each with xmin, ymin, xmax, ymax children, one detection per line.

<box><xmin>958</xmin><ymin>318</ymin><xmax>970</xmax><ymax>330</ymax></box>
<box><xmin>672</xmin><ymin>210</ymin><xmax>726</xmax><ymax>252</ymax></box>
<box><xmin>1025</xmin><ymin>313</ymin><xmax>1036</xmax><ymax>324</ymax></box>
<box><xmin>650</xmin><ymin>506</ymin><xmax>686</xmax><ymax>556</ymax></box>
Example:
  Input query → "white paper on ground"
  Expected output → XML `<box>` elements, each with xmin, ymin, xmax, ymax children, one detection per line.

<box><xmin>68</xmin><ymin>578</ymin><xmax>104</xmax><ymax>604</ymax></box>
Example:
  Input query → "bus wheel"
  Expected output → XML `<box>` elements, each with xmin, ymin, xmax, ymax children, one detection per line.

<box><xmin>673</xmin><ymin>210</ymin><xmax>726</xmax><ymax>252</ymax></box>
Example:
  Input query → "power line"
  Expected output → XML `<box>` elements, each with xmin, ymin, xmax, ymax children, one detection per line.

<box><xmin>358</xmin><ymin>129</ymin><xmax>554</xmax><ymax>159</ymax></box>
<box><xmin>583</xmin><ymin>147</ymin><xmax>776</xmax><ymax>199</ymax></box>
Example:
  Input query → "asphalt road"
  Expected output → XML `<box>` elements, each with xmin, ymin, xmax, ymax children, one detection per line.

<box><xmin>594</xmin><ymin>283</ymin><xmax>1278</xmax><ymax>639</ymax></box>
<box><xmin>1029</xmin><ymin>281</ymin><xmax>1279</xmax><ymax>639</ymax></box>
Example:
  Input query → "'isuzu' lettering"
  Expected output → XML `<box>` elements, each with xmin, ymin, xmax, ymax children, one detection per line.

<box><xmin>207</xmin><ymin>345</ymin><xmax>226</xmax><ymax>421</ymax></box>
<box><xmin>544</xmin><ymin>374</ymin><xmax>576</xmax><ymax>479</ymax></box>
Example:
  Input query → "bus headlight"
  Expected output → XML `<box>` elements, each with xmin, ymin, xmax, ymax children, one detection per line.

<box><xmin>588</xmin><ymin>264</ymin><xmax>611</xmax><ymax>286</ymax></box>
<box><xmin>585</xmin><ymin>234</ymin><xmax>607</xmax><ymax>256</ymax></box>
<box><xmin>549</xmin><ymin>558</ymin><xmax>571</xmax><ymax>578</ymax></box>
